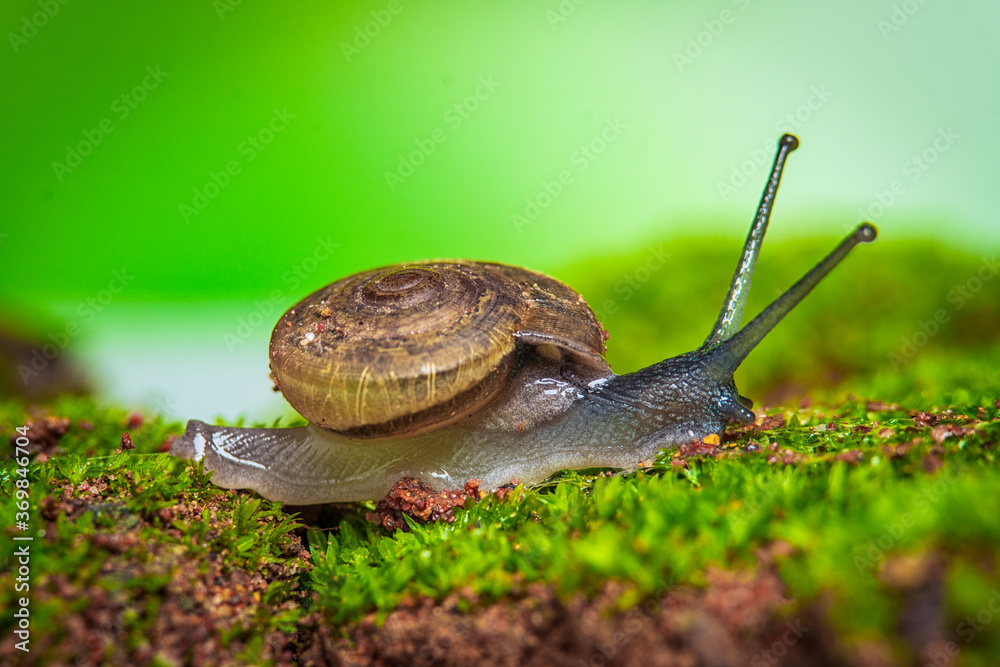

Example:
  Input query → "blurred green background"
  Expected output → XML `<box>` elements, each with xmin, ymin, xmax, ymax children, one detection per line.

<box><xmin>1</xmin><ymin>0</ymin><xmax>997</xmax><ymax>420</ymax></box>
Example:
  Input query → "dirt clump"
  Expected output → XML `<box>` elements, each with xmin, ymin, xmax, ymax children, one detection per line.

<box><xmin>367</xmin><ymin>477</ymin><xmax>485</xmax><ymax>532</ymax></box>
<box><xmin>9</xmin><ymin>415</ymin><xmax>70</xmax><ymax>458</ymax></box>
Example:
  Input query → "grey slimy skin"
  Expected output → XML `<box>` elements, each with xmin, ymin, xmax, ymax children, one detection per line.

<box><xmin>171</xmin><ymin>134</ymin><xmax>877</xmax><ymax>504</ymax></box>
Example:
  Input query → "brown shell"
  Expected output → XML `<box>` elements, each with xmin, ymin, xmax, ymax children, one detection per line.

<box><xmin>268</xmin><ymin>260</ymin><xmax>608</xmax><ymax>440</ymax></box>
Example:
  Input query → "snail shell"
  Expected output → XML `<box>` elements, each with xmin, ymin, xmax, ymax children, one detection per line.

<box><xmin>269</xmin><ymin>261</ymin><xmax>609</xmax><ymax>439</ymax></box>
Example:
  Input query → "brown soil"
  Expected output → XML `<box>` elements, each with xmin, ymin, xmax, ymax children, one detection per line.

<box><xmin>11</xmin><ymin>415</ymin><xmax>70</xmax><ymax>459</ymax></box>
<box><xmin>310</xmin><ymin>566</ymin><xmax>810</xmax><ymax>667</ymax></box>
<box><xmin>2</xmin><ymin>482</ymin><xmax>313</xmax><ymax>667</ymax></box>
<box><xmin>366</xmin><ymin>477</ymin><xmax>485</xmax><ymax>532</ymax></box>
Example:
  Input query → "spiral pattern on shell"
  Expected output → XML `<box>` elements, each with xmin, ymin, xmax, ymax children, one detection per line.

<box><xmin>268</xmin><ymin>260</ymin><xmax>608</xmax><ymax>440</ymax></box>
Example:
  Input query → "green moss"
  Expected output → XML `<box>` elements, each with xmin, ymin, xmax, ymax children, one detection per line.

<box><xmin>2</xmin><ymin>238</ymin><xmax>998</xmax><ymax>663</ymax></box>
<box><xmin>0</xmin><ymin>399</ymin><xmax>309</xmax><ymax>664</ymax></box>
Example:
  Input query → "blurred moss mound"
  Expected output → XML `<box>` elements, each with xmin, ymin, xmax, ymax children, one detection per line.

<box><xmin>561</xmin><ymin>231</ymin><xmax>999</xmax><ymax>407</ymax></box>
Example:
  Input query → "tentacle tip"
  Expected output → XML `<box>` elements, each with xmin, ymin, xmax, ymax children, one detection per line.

<box><xmin>721</xmin><ymin>396</ymin><xmax>756</xmax><ymax>425</ymax></box>
<box><xmin>855</xmin><ymin>223</ymin><xmax>878</xmax><ymax>243</ymax></box>
<box><xmin>735</xmin><ymin>406</ymin><xmax>756</xmax><ymax>425</ymax></box>
<box><xmin>779</xmin><ymin>134</ymin><xmax>800</xmax><ymax>151</ymax></box>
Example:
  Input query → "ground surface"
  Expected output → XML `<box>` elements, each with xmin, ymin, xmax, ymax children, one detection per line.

<box><xmin>1</xmin><ymin>238</ymin><xmax>998</xmax><ymax>666</ymax></box>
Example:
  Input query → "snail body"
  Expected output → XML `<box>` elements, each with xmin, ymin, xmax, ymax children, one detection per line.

<box><xmin>172</xmin><ymin>134</ymin><xmax>876</xmax><ymax>504</ymax></box>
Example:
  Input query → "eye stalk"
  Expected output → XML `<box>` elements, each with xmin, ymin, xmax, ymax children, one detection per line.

<box><xmin>704</xmin><ymin>133</ymin><xmax>800</xmax><ymax>349</ymax></box>
<box><xmin>699</xmin><ymin>134</ymin><xmax>878</xmax><ymax>379</ymax></box>
<box><xmin>707</xmin><ymin>221</ymin><xmax>876</xmax><ymax>379</ymax></box>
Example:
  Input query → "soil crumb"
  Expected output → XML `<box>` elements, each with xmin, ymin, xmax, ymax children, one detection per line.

<box><xmin>367</xmin><ymin>477</ymin><xmax>485</xmax><ymax>532</ymax></box>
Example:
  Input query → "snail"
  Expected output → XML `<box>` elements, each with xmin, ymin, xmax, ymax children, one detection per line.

<box><xmin>171</xmin><ymin>134</ymin><xmax>876</xmax><ymax>505</ymax></box>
